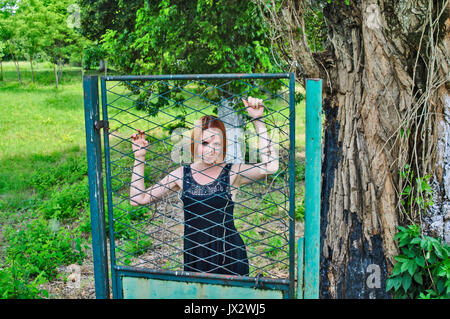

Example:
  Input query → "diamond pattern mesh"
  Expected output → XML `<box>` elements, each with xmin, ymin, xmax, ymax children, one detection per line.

<box><xmin>102</xmin><ymin>75</ymin><xmax>294</xmax><ymax>280</ymax></box>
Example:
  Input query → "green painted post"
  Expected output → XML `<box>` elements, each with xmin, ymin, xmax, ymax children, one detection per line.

<box><xmin>288</xmin><ymin>72</ymin><xmax>296</xmax><ymax>299</ymax></box>
<box><xmin>83</xmin><ymin>75</ymin><xmax>110</xmax><ymax>299</ymax></box>
<box><xmin>304</xmin><ymin>78</ymin><xmax>322</xmax><ymax>299</ymax></box>
<box><xmin>296</xmin><ymin>237</ymin><xmax>304</xmax><ymax>299</ymax></box>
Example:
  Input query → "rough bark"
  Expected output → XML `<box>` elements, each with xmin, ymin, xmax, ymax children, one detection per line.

<box><xmin>257</xmin><ymin>0</ymin><xmax>449</xmax><ymax>298</ymax></box>
<box><xmin>425</xmin><ymin>6</ymin><xmax>450</xmax><ymax>244</ymax></box>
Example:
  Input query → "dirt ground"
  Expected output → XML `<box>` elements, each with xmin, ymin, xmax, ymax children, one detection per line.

<box><xmin>39</xmin><ymin>246</ymin><xmax>97</xmax><ymax>299</ymax></box>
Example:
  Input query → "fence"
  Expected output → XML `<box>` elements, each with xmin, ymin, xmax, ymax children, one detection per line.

<box><xmin>83</xmin><ymin>73</ymin><xmax>322</xmax><ymax>299</ymax></box>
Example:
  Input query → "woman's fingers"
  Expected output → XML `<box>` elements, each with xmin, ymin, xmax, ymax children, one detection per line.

<box><xmin>131</xmin><ymin>130</ymin><xmax>147</xmax><ymax>148</ymax></box>
<box><xmin>246</xmin><ymin>96</ymin><xmax>263</xmax><ymax>109</ymax></box>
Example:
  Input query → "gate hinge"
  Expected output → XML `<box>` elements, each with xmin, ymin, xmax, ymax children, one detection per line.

<box><xmin>95</xmin><ymin>120</ymin><xmax>109</xmax><ymax>130</ymax></box>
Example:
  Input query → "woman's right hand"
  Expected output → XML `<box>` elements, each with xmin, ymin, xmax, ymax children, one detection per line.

<box><xmin>131</xmin><ymin>129</ymin><xmax>148</xmax><ymax>159</ymax></box>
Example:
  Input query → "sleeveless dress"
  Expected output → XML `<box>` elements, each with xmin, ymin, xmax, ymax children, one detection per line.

<box><xmin>181</xmin><ymin>163</ymin><xmax>249</xmax><ymax>276</ymax></box>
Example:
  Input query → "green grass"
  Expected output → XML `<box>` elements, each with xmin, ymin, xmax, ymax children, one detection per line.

<box><xmin>0</xmin><ymin>61</ymin><xmax>89</xmax><ymax>298</ymax></box>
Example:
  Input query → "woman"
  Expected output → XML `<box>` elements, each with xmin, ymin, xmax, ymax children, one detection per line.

<box><xmin>129</xmin><ymin>97</ymin><xmax>278</xmax><ymax>276</ymax></box>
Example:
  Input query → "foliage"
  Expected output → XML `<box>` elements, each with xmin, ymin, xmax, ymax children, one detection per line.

<box><xmin>78</xmin><ymin>0</ymin><xmax>144</xmax><ymax>42</ymax></box>
<box><xmin>0</xmin><ymin>260</ymin><xmax>48</xmax><ymax>299</ymax></box>
<box><xmin>4</xmin><ymin>215</ymin><xmax>86</xmax><ymax>281</ymax></box>
<box><xmin>97</xmin><ymin>0</ymin><xmax>276</xmax><ymax>75</ymax></box>
<box><xmin>387</xmin><ymin>166</ymin><xmax>449</xmax><ymax>299</ymax></box>
<box><xmin>386</xmin><ymin>224</ymin><xmax>450</xmax><ymax>299</ymax></box>
<box><xmin>95</xmin><ymin>0</ymin><xmax>283</xmax><ymax>115</ymax></box>
<box><xmin>0</xmin><ymin>0</ymin><xmax>88</xmax><ymax>85</ymax></box>
<box><xmin>295</xmin><ymin>200</ymin><xmax>305</xmax><ymax>221</ymax></box>
<box><xmin>38</xmin><ymin>178</ymin><xmax>90</xmax><ymax>220</ymax></box>
<box><xmin>399</xmin><ymin>164</ymin><xmax>434</xmax><ymax>219</ymax></box>
<box><xmin>304</xmin><ymin>2</ymin><xmax>327</xmax><ymax>52</ymax></box>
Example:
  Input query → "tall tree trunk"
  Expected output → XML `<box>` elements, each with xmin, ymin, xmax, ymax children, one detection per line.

<box><xmin>257</xmin><ymin>0</ymin><xmax>449</xmax><ymax>298</ymax></box>
<box><xmin>0</xmin><ymin>59</ymin><xmax>3</xmax><ymax>81</ymax></box>
<box><xmin>58</xmin><ymin>58</ymin><xmax>63</xmax><ymax>83</ymax></box>
<box><xmin>30</xmin><ymin>57</ymin><xmax>35</xmax><ymax>84</ymax></box>
<box><xmin>13</xmin><ymin>57</ymin><xmax>21</xmax><ymax>83</ymax></box>
<box><xmin>81</xmin><ymin>51</ymin><xmax>85</xmax><ymax>80</ymax></box>
<box><xmin>54</xmin><ymin>63</ymin><xmax>59</xmax><ymax>89</ymax></box>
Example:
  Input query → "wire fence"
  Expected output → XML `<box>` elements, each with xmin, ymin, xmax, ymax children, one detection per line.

<box><xmin>101</xmin><ymin>74</ymin><xmax>296</xmax><ymax>281</ymax></box>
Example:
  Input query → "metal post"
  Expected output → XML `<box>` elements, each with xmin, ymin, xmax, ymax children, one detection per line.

<box><xmin>83</xmin><ymin>75</ymin><xmax>110</xmax><ymax>299</ymax></box>
<box><xmin>100</xmin><ymin>77</ymin><xmax>119</xmax><ymax>299</ymax></box>
<box><xmin>288</xmin><ymin>72</ymin><xmax>296</xmax><ymax>298</ymax></box>
<box><xmin>297</xmin><ymin>237</ymin><xmax>304</xmax><ymax>299</ymax></box>
<box><xmin>304</xmin><ymin>78</ymin><xmax>322</xmax><ymax>299</ymax></box>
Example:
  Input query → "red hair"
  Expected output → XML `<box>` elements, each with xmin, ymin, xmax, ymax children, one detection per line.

<box><xmin>191</xmin><ymin>115</ymin><xmax>227</xmax><ymax>162</ymax></box>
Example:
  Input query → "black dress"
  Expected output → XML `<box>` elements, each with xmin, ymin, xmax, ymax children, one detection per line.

<box><xmin>181</xmin><ymin>163</ymin><xmax>249</xmax><ymax>276</ymax></box>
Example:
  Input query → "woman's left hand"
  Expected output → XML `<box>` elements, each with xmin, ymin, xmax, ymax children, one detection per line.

<box><xmin>242</xmin><ymin>96</ymin><xmax>264</xmax><ymax>119</ymax></box>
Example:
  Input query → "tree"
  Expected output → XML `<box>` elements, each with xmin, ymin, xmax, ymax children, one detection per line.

<box><xmin>257</xmin><ymin>0</ymin><xmax>449</xmax><ymax>298</ymax></box>
<box><xmin>86</xmin><ymin>0</ymin><xmax>279</xmax><ymax>129</ymax></box>
<box><xmin>0</xmin><ymin>2</ymin><xmax>24</xmax><ymax>83</ymax></box>
<box><xmin>78</xmin><ymin>0</ymin><xmax>144</xmax><ymax>72</ymax></box>
<box><xmin>40</xmin><ymin>0</ymin><xmax>84</xmax><ymax>87</ymax></box>
<box><xmin>16</xmin><ymin>0</ymin><xmax>48</xmax><ymax>83</ymax></box>
<box><xmin>81</xmin><ymin>0</ymin><xmax>275</xmax><ymax>75</ymax></box>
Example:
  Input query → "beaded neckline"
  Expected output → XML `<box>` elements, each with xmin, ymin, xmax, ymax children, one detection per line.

<box><xmin>183</xmin><ymin>164</ymin><xmax>231</xmax><ymax>196</ymax></box>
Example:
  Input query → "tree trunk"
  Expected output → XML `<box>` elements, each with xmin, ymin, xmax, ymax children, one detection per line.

<box><xmin>0</xmin><ymin>59</ymin><xmax>3</xmax><ymax>81</ymax></box>
<box><xmin>13</xmin><ymin>57</ymin><xmax>21</xmax><ymax>83</ymax></box>
<box><xmin>318</xmin><ymin>1</ymin><xmax>418</xmax><ymax>298</ymax></box>
<box><xmin>54</xmin><ymin>63</ymin><xmax>59</xmax><ymax>89</ymax></box>
<box><xmin>81</xmin><ymin>51</ymin><xmax>84</xmax><ymax>79</ymax></box>
<box><xmin>58</xmin><ymin>58</ymin><xmax>63</xmax><ymax>83</ymax></box>
<box><xmin>257</xmin><ymin>0</ymin><xmax>449</xmax><ymax>298</ymax></box>
<box><xmin>98</xmin><ymin>59</ymin><xmax>106</xmax><ymax>72</ymax></box>
<box><xmin>30</xmin><ymin>57</ymin><xmax>35</xmax><ymax>83</ymax></box>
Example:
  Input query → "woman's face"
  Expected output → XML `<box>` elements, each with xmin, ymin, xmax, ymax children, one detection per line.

<box><xmin>196</xmin><ymin>128</ymin><xmax>224</xmax><ymax>164</ymax></box>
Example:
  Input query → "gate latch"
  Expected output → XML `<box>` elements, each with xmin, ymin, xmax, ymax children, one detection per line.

<box><xmin>95</xmin><ymin>120</ymin><xmax>109</xmax><ymax>131</ymax></box>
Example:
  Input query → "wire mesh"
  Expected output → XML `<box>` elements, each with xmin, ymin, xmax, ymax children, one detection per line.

<box><xmin>101</xmin><ymin>74</ymin><xmax>295</xmax><ymax>281</ymax></box>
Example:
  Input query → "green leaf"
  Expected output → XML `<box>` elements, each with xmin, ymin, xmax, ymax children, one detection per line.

<box><xmin>392</xmin><ymin>262</ymin><xmax>403</xmax><ymax>276</ymax></box>
<box><xmin>408</xmin><ymin>261</ymin><xmax>418</xmax><ymax>277</ymax></box>
<box><xmin>400</xmin><ymin>259</ymin><xmax>410</xmax><ymax>273</ymax></box>
<box><xmin>436</xmin><ymin>280</ymin><xmax>445</xmax><ymax>294</ymax></box>
<box><xmin>394</xmin><ymin>255</ymin><xmax>409</xmax><ymax>263</ymax></box>
<box><xmin>413</xmin><ymin>272</ymin><xmax>423</xmax><ymax>285</ymax></box>
<box><xmin>386</xmin><ymin>278</ymin><xmax>395</xmax><ymax>292</ymax></box>
<box><xmin>415</xmin><ymin>255</ymin><xmax>425</xmax><ymax>267</ymax></box>
<box><xmin>393</xmin><ymin>276</ymin><xmax>403</xmax><ymax>291</ymax></box>
<box><xmin>402</xmin><ymin>274</ymin><xmax>412</xmax><ymax>292</ymax></box>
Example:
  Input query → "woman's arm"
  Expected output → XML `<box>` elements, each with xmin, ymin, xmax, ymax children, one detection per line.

<box><xmin>233</xmin><ymin>98</ymin><xmax>279</xmax><ymax>187</ymax></box>
<box><xmin>129</xmin><ymin>130</ymin><xmax>181</xmax><ymax>206</ymax></box>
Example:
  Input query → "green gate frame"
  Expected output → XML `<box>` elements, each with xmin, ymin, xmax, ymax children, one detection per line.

<box><xmin>83</xmin><ymin>73</ymin><xmax>322</xmax><ymax>299</ymax></box>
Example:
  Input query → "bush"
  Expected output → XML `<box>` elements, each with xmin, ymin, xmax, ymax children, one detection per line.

<box><xmin>29</xmin><ymin>152</ymin><xmax>87</xmax><ymax>197</ymax></box>
<box><xmin>5</xmin><ymin>216</ymin><xmax>86</xmax><ymax>281</ymax></box>
<box><xmin>386</xmin><ymin>224</ymin><xmax>450</xmax><ymax>299</ymax></box>
<box><xmin>39</xmin><ymin>177</ymin><xmax>90</xmax><ymax>220</ymax></box>
<box><xmin>0</xmin><ymin>261</ymin><xmax>48</xmax><ymax>299</ymax></box>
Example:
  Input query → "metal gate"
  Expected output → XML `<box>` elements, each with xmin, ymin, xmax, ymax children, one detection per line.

<box><xmin>83</xmin><ymin>73</ymin><xmax>322</xmax><ymax>299</ymax></box>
